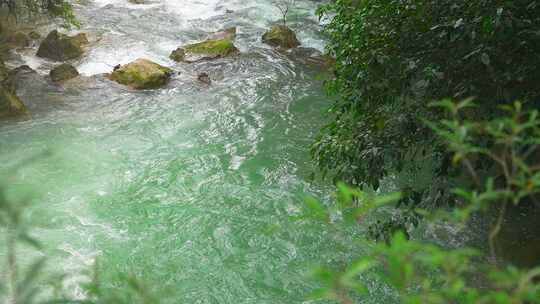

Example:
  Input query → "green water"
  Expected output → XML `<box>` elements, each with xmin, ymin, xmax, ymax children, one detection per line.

<box><xmin>0</xmin><ymin>1</ymin><xmax>389</xmax><ymax>302</ymax></box>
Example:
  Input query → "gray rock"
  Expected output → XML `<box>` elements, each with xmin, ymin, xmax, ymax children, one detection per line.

<box><xmin>197</xmin><ymin>72</ymin><xmax>211</xmax><ymax>85</ymax></box>
<box><xmin>262</xmin><ymin>25</ymin><xmax>300</xmax><ymax>49</ymax></box>
<box><xmin>50</xmin><ymin>63</ymin><xmax>80</xmax><ymax>82</ymax></box>
<box><xmin>37</xmin><ymin>30</ymin><xmax>85</xmax><ymax>61</ymax></box>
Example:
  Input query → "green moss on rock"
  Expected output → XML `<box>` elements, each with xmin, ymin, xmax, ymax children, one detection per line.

<box><xmin>110</xmin><ymin>58</ymin><xmax>172</xmax><ymax>89</ymax></box>
<box><xmin>0</xmin><ymin>84</ymin><xmax>27</xmax><ymax>118</ymax></box>
<box><xmin>0</xmin><ymin>60</ymin><xmax>8</xmax><ymax>82</ymax></box>
<box><xmin>169</xmin><ymin>48</ymin><xmax>186</xmax><ymax>62</ymax></box>
<box><xmin>170</xmin><ymin>38</ymin><xmax>238</xmax><ymax>62</ymax></box>
<box><xmin>262</xmin><ymin>25</ymin><xmax>300</xmax><ymax>49</ymax></box>
<box><xmin>37</xmin><ymin>30</ymin><xmax>84</xmax><ymax>61</ymax></box>
<box><xmin>50</xmin><ymin>63</ymin><xmax>79</xmax><ymax>82</ymax></box>
<box><xmin>28</xmin><ymin>31</ymin><xmax>41</xmax><ymax>40</ymax></box>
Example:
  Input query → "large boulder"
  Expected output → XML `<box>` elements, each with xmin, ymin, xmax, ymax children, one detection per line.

<box><xmin>109</xmin><ymin>58</ymin><xmax>172</xmax><ymax>89</ymax></box>
<box><xmin>262</xmin><ymin>25</ymin><xmax>300</xmax><ymax>49</ymax></box>
<box><xmin>50</xmin><ymin>63</ymin><xmax>79</xmax><ymax>82</ymax></box>
<box><xmin>36</xmin><ymin>30</ymin><xmax>86</xmax><ymax>61</ymax></box>
<box><xmin>170</xmin><ymin>38</ymin><xmax>239</xmax><ymax>63</ymax></box>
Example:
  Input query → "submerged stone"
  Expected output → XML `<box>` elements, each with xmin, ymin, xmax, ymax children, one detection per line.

<box><xmin>50</xmin><ymin>63</ymin><xmax>79</xmax><ymax>82</ymax></box>
<box><xmin>197</xmin><ymin>72</ymin><xmax>211</xmax><ymax>85</ymax></box>
<box><xmin>286</xmin><ymin>47</ymin><xmax>336</xmax><ymax>68</ymax></box>
<box><xmin>0</xmin><ymin>84</ymin><xmax>27</xmax><ymax>118</ymax></box>
<box><xmin>262</xmin><ymin>25</ymin><xmax>300</xmax><ymax>49</ymax></box>
<box><xmin>109</xmin><ymin>58</ymin><xmax>172</xmax><ymax>89</ymax></box>
<box><xmin>37</xmin><ymin>30</ymin><xmax>85</xmax><ymax>61</ymax></box>
<box><xmin>71</xmin><ymin>33</ymin><xmax>89</xmax><ymax>47</ymax></box>
<box><xmin>170</xmin><ymin>38</ymin><xmax>238</xmax><ymax>63</ymax></box>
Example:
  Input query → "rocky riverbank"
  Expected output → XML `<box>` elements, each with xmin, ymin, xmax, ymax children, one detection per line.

<box><xmin>1</xmin><ymin>4</ymin><xmax>334</xmax><ymax>120</ymax></box>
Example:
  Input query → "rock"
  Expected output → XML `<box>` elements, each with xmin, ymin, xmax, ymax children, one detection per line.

<box><xmin>0</xmin><ymin>84</ymin><xmax>27</xmax><ymax>118</ymax></box>
<box><xmin>225</xmin><ymin>9</ymin><xmax>234</xmax><ymax>14</ymax></box>
<box><xmin>7</xmin><ymin>31</ymin><xmax>31</xmax><ymax>48</ymax></box>
<box><xmin>197</xmin><ymin>72</ymin><xmax>211</xmax><ymax>85</ymax></box>
<box><xmin>4</xmin><ymin>65</ymin><xmax>37</xmax><ymax>92</ymax></box>
<box><xmin>207</xmin><ymin>27</ymin><xmax>236</xmax><ymax>41</ymax></box>
<box><xmin>71</xmin><ymin>33</ymin><xmax>89</xmax><ymax>47</ymax></box>
<box><xmin>28</xmin><ymin>31</ymin><xmax>41</xmax><ymax>40</ymax></box>
<box><xmin>170</xmin><ymin>38</ymin><xmax>239</xmax><ymax>63</ymax></box>
<box><xmin>262</xmin><ymin>25</ymin><xmax>300</xmax><ymax>49</ymax></box>
<box><xmin>286</xmin><ymin>47</ymin><xmax>335</xmax><ymax>68</ymax></box>
<box><xmin>9</xmin><ymin>65</ymin><xmax>35</xmax><ymax>77</ymax></box>
<box><xmin>0</xmin><ymin>60</ymin><xmax>8</xmax><ymax>82</ymax></box>
<box><xmin>50</xmin><ymin>63</ymin><xmax>79</xmax><ymax>82</ymax></box>
<box><xmin>109</xmin><ymin>58</ymin><xmax>172</xmax><ymax>89</ymax></box>
<box><xmin>128</xmin><ymin>0</ymin><xmax>145</xmax><ymax>3</ymax></box>
<box><xmin>36</xmin><ymin>30</ymin><xmax>85</xmax><ymax>61</ymax></box>
<box><xmin>169</xmin><ymin>48</ymin><xmax>186</xmax><ymax>62</ymax></box>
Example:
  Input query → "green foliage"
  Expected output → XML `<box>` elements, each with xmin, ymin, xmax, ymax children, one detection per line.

<box><xmin>312</xmin><ymin>0</ymin><xmax>540</xmax><ymax>210</ymax></box>
<box><xmin>428</xmin><ymin>100</ymin><xmax>540</xmax><ymax>258</ymax></box>
<box><xmin>306</xmin><ymin>100</ymin><xmax>540</xmax><ymax>303</ymax></box>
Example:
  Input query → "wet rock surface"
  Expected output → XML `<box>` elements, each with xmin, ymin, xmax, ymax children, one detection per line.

<box><xmin>50</xmin><ymin>63</ymin><xmax>80</xmax><ymax>82</ymax></box>
<box><xmin>109</xmin><ymin>58</ymin><xmax>172</xmax><ymax>89</ymax></box>
<box><xmin>262</xmin><ymin>25</ymin><xmax>300</xmax><ymax>49</ymax></box>
<box><xmin>37</xmin><ymin>30</ymin><xmax>86</xmax><ymax>61</ymax></box>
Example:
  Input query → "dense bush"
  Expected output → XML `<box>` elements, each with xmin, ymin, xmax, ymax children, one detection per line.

<box><xmin>307</xmin><ymin>100</ymin><xmax>540</xmax><ymax>303</ymax></box>
<box><xmin>312</xmin><ymin>0</ymin><xmax>540</xmax><ymax>210</ymax></box>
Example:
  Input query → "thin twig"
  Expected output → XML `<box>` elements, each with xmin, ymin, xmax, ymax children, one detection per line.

<box><xmin>488</xmin><ymin>201</ymin><xmax>507</xmax><ymax>263</ymax></box>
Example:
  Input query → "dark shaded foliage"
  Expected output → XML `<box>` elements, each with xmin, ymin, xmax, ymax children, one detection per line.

<box><xmin>313</xmin><ymin>0</ymin><xmax>540</xmax><ymax>204</ymax></box>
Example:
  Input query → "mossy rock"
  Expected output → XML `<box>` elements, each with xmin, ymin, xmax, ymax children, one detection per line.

<box><xmin>262</xmin><ymin>25</ymin><xmax>300</xmax><ymax>49</ymax></box>
<box><xmin>109</xmin><ymin>58</ymin><xmax>172</xmax><ymax>89</ymax></box>
<box><xmin>0</xmin><ymin>84</ymin><xmax>27</xmax><ymax>118</ymax></box>
<box><xmin>0</xmin><ymin>60</ymin><xmax>8</xmax><ymax>82</ymax></box>
<box><xmin>7</xmin><ymin>31</ymin><xmax>31</xmax><ymax>48</ymax></box>
<box><xmin>28</xmin><ymin>31</ymin><xmax>41</xmax><ymax>40</ymax></box>
<box><xmin>169</xmin><ymin>48</ymin><xmax>186</xmax><ymax>62</ymax></box>
<box><xmin>170</xmin><ymin>38</ymin><xmax>238</xmax><ymax>63</ymax></box>
<box><xmin>37</xmin><ymin>30</ymin><xmax>85</xmax><ymax>61</ymax></box>
<box><xmin>50</xmin><ymin>63</ymin><xmax>79</xmax><ymax>82</ymax></box>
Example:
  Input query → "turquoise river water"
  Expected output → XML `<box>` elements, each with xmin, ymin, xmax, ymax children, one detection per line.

<box><xmin>0</xmin><ymin>0</ymin><xmax>401</xmax><ymax>303</ymax></box>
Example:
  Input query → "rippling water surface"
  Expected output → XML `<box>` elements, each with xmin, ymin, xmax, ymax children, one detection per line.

<box><xmin>0</xmin><ymin>0</ymin><xmax>387</xmax><ymax>303</ymax></box>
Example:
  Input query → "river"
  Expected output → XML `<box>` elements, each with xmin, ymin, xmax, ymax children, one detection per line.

<box><xmin>0</xmin><ymin>0</ymin><xmax>386</xmax><ymax>303</ymax></box>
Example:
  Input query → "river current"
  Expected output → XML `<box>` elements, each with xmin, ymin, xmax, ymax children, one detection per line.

<box><xmin>0</xmin><ymin>0</ymin><xmax>384</xmax><ymax>303</ymax></box>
